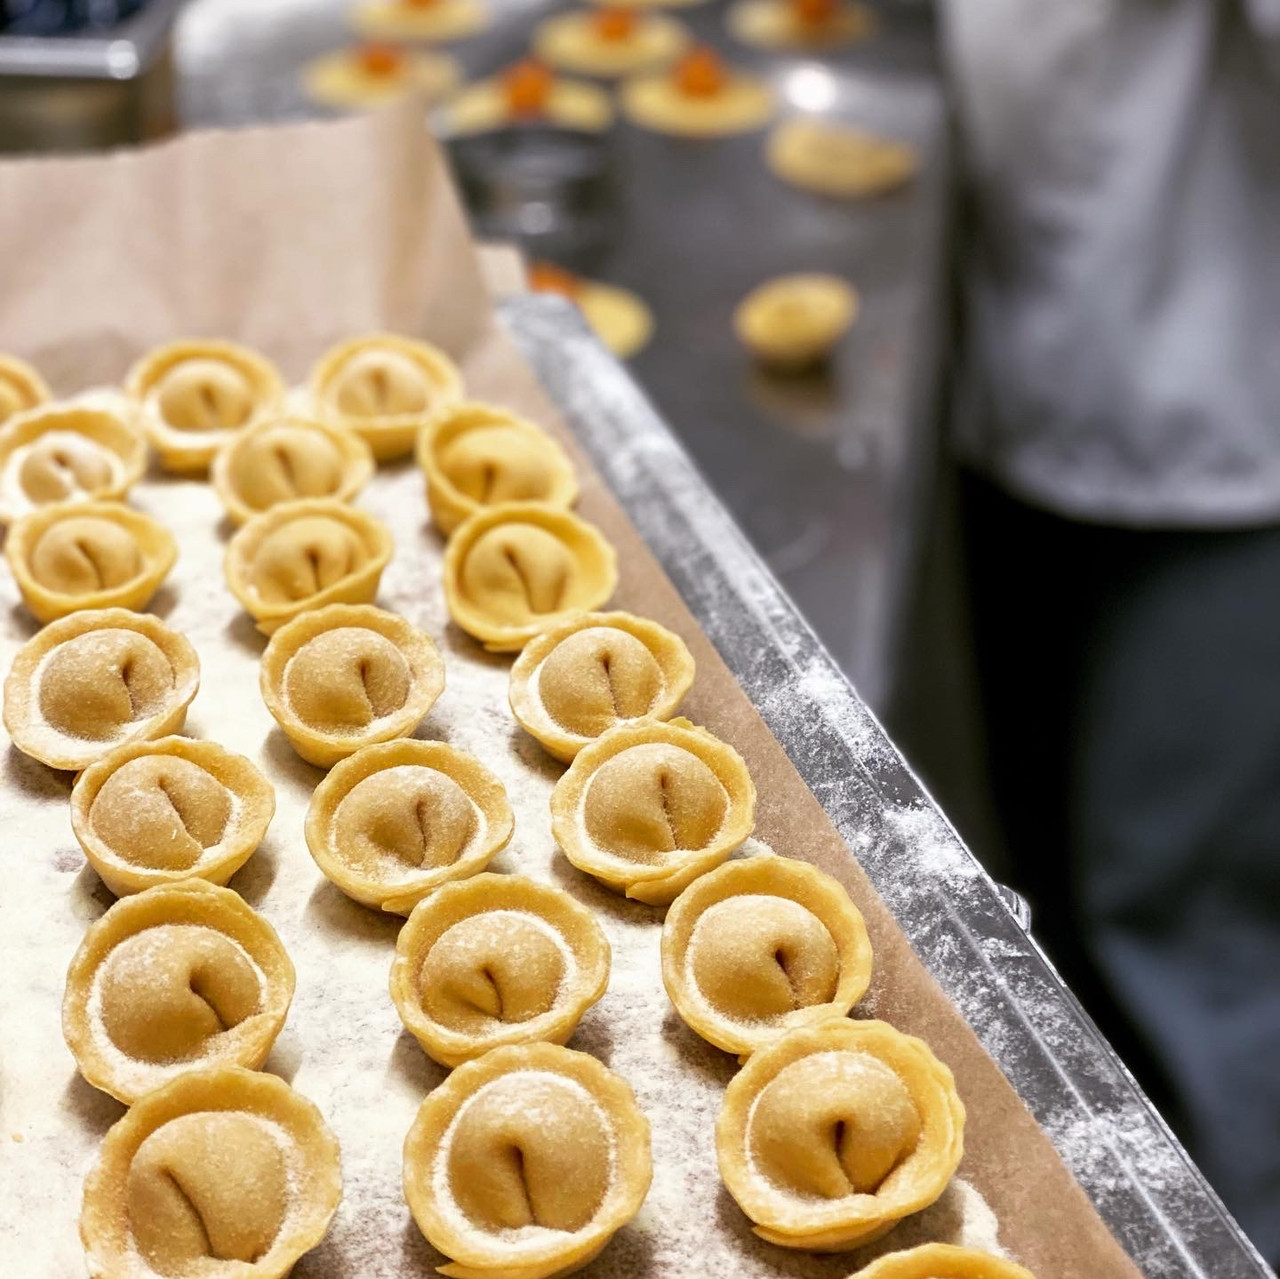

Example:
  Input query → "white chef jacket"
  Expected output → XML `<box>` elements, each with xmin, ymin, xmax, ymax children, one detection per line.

<box><xmin>942</xmin><ymin>0</ymin><xmax>1280</xmax><ymax>526</ymax></box>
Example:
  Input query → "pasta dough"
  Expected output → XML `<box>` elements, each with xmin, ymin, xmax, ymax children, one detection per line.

<box><xmin>125</xmin><ymin>339</ymin><xmax>285</xmax><ymax>474</ymax></box>
<box><xmin>79</xmin><ymin>1065</ymin><xmax>341</xmax><ymax>1279</ymax></box>
<box><xmin>303</xmin><ymin>42</ymin><xmax>460</xmax><ymax>110</ymax></box>
<box><xmin>390</xmin><ymin>872</ymin><xmax>610</xmax><ymax>1066</ymax></box>
<box><xmin>443</xmin><ymin>501</ymin><xmax>618</xmax><ymax>651</ymax></box>
<box><xmin>766</xmin><ymin>117</ymin><xmax>917</xmax><ymax>199</ymax></box>
<box><xmin>661</xmin><ymin>854</ymin><xmax>873</xmax><ymax>1056</ymax></box>
<box><xmin>509</xmin><ymin>610</ymin><xmax>695</xmax><ymax>761</ymax></box>
<box><xmin>717</xmin><ymin>1018</ymin><xmax>966</xmax><ymax>1250</ymax></box>
<box><xmin>550</xmin><ymin>717</ymin><xmax>755</xmax><ymax>904</ymax></box>
<box><xmin>851</xmin><ymin>1244</ymin><xmax>1037</xmax><ymax>1279</ymax></box>
<box><xmin>444</xmin><ymin>60</ymin><xmax>615</xmax><ymax>136</ymax></box>
<box><xmin>0</xmin><ymin>403</ymin><xmax>147</xmax><ymax>524</ymax></box>
<box><xmin>416</xmin><ymin>401</ymin><xmax>578</xmax><ymax>535</ymax></box>
<box><xmin>309</xmin><ymin>333</ymin><xmax>464</xmax><ymax>459</ymax></box>
<box><xmin>527</xmin><ymin>262</ymin><xmax>654</xmax><ymax>360</ymax></box>
<box><xmin>62</xmin><ymin>880</ymin><xmax>295</xmax><ymax>1104</ymax></box>
<box><xmin>305</xmin><ymin>738</ymin><xmax>514</xmax><ymax>914</ymax></box>
<box><xmin>728</xmin><ymin>0</ymin><xmax>876</xmax><ymax>51</ymax></box>
<box><xmin>224</xmin><ymin>497</ymin><xmax>393</xmax><ymax>635</ymax></box>
<box><xmin>3</xmin><ymin>607</ymin><xmax>200</xmax><ymax>771</ymax></box>
<box><xmin>352</xmin><ymin>0</ymin><xmax>489</xmax><ymax>43</ymax></box>
<box><xmin>621</xmin><ymin>47</ymin><xmax>775</xmax><ymax>137</ymax></box>
<box><xmin>533</xmin><ymin>8</ymin><xmax>689</xmax><ymax>78</ymax></box>
<box><xmin>5</xmin><ymin>499</ymin><xmax>177</xmax><ymax>624</ymax></box>
<box><xmin>403</xmin><ymin>1043</ymin><xmax>652</xmax><ymax>1279</ymax></box>
<box><xmin>259</xmin><ymin>603</ymin><xmax>446</xmax><ymax>767</ymax></box>
<box><xmin>70</xmin><ymin>736</ymin><xmax>276</xmax><ymax>897</ymax></box>
<box><xmin>211</xmin><ymin>415</ymin><xmax>374</xmax><ymax>526</ymax></box>
<box><xmin>735</xmin><ymin>273</ymin><xmax>859</xmax><ymax>369</ymax></box>
<box><xmin>0</xmin><ymin>352</ymin><xmax>50</xmax><ymax>425</ymax></box>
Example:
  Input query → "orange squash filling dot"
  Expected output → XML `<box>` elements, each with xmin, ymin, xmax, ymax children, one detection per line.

<box><xmin>359</xmin><ymin>43</ymin><xmax>405</xmax><ymax>77</ymax></box>
<box><xmin>528</xmin><ymin>262</ymin><xmax>583</xmax><ymax>300</ymax></box>
<box><xmin>593</xmin><ymin>7</ymin><xmax>638</xmax><ymax>42</ymax></box>
<box><xmin>792</xmin><ymin>0</ymin><xmax>837</xmax><ymax>24</ymax></box>
<box><xmin>503</xmin><ymin>59</ymin><xmax>554</xmax><ymax>118</ymax></box>
<box><xmin>674</xmin><ymin>47</ymin><xmax>727</xmax><ymax>99</ymax></box>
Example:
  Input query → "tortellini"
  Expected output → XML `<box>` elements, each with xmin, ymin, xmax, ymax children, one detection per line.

<box><xmin>309</xmin><ymin>332</ymin><xmax>463</xmax><ymax>459</ymax></box>
<box><xmin>126</xmin><ymin>339</ymin><xmax>286</xmax><ymax>473</ymax></box>
<box><xmin>717</xmin><ymin>1018</ymin><xmax>966</xmax><ymax>1250</ymax></box>
<box><xmin>508</xmin><ymin>610</ymin><xmax>695</xmax><ymax>761</ymax></box>
<box><xmin>3</xmin><ymin>607</ymin><xmax>200</xmax><ymax>771</ymax></box>
<box><xmin>224</xmin><ymin>497</ymin><xmax>393</xmax><ymax>635</ymax></box>
<box><xmin>550</xmin><ymin>718</ymin><xmax>756</xmax><ymax>904</ymax></box>
<box><xmin>416</xmin><ymin>401</ymin><xmax>578</xmax><ymax>535</ymax></box>
<box><xmin>211</xmin><ymin>415</ymin><xmax>374</xmax><ymax>526</ymax></box>
<box><xmin>70</xmin><ymin>737</ymin><xmax>276</xmax><ymax>896</ymax></box>
<box><xmin>80</xmin><ymin>1066</ymin><xmax>341</xmax><ymax>1279</ymax></box>
<box><xmin>443</xmin><ymin>501</ymin><xmax>617</xmax><ymax>651</ymax></box>
<box><xmin>765</xmin><ymin>117</ymin><xmax>917</xmax><ymax>199</ymax></box>
<box><xmin>259</xmin><ymin>604</ymin><xmax>446</xmax><ymax>767</ymax></box>
<box><xmin>727</xmin><ymin>0</ymin><xmax>877</xmax><ymax>52</ymax></box>
<box><xmin>403</xmin><ymin>1043</ymin><xmax>652</xmax><ymax>1279</ymax></box>
<box><xmin>0</xmin><ymin>403</ymin><xmax>147</xmax><ymax>524</ymax></box>
<box><xmin>620</xmin><ymin>46</ymin><xmax>775</xmax><ymax>137</ymax></box>
<box><xmin>62</xmin><ymin>880</ymin><xmax>295</xmax><ymax>1104</ymax></box>
<box><xmin>852</xmin><ymin>1244</ymin><xmax>1037</xmax><ymax>1279</ymax></box>
<box><xmin>352</xmin><ymin>0</ymin><xmax>489</xmax><ymax>43</ymax></box>
<box><xmin>662</xmin><ymin>854</ymin><xmax>873</xmax><ymax>1056</ymax></box>
<box><xmin>5</xmin><ymin>500</ymin><xmax>177</xmax><ymax>623</ymax></box>
<box><xmin>304</xmin><ymin>738</ymin><xmax>514</xmax><ymax>915</ymax></box>
<box><xmin>532</xmin><ymin>6</ymin><xmax>690</xmax><ymax>77</ymax></box>
<box><xmin>0</xmin><ymin>352</ymin><xmax>51</xmax><ymax>426</ymax></box>
<box><xmin>734</xmin><ymin>272</ymin><xmax>859</xmax><ymax>369</ymax></box>
<box><xmin>391</xmin><ymin>872</ymin><xmax>611</xmax><ymax>1066</ymax></box>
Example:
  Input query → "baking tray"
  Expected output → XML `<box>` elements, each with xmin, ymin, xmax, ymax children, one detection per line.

<box><xmin>502</xmin><ymin>294</ymin><xmax>1275</xmax><ymax>1279</ymax></box>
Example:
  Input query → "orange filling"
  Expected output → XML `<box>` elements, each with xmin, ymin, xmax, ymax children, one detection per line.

<box><xmin>358</xmin><ymin>43</ymin><xmax>405</xmax><ymax>77</ymax></box>
<box><xmin>503</xmin><ymin>59</ymin><xmax>554</xmax><ymax>118</ymax></box>
<box><xmin>401</xmin><ymin>0</ymin><xmax>440</xmax><ymax>8</ymax></box>
<box><xmin>528</xmin><ymin>262</ymin><xmax>583</xmax><ymax>301</ymax></box>
<box><xmin>674</xmin><ymin>47</ymin><xmax>727</xmax><ymax>99</ymax></box>
<box><xmin>592</xmin><ymin>7</ymin><xmax>638</xmax><ymax>42</ymax></box>
<box><xmin>792</xmin><ymin>0</ymin><xmax>837</xmax><ymax>24</ymax></box>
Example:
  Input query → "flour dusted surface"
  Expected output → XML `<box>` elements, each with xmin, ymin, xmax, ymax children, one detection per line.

<box><xmin>0</xmin><ymin>457</ymin><xmax>1004</xmax><ymax>1277</ymax></box>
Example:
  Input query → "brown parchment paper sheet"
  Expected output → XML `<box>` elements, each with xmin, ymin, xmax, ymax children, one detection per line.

<box><xmin>0</xmin><ymin>104</ymin><xmax>1139</xmax><ymax>1279</ymax></box>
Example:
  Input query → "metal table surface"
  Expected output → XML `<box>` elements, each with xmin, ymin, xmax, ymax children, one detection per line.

<box><xmin>505</xmin><ymin>295</ymin><xmax>1274</xmax><ymax>1279</ymax></box>
<box><xmin>175</xmin><ymin>0</ymin><xmax>945</xmax><ymax>709</ymax></box>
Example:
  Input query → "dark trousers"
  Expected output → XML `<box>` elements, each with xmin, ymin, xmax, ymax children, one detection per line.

<box><xmin>959</xmin><ymin>471</ymin><xmax>1280</xmax><ymax>1264</ymax></box>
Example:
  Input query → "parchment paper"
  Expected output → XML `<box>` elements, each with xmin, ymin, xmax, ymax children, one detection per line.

<box><xmin>0</xmin><ymin>104</ymin><xmax>1139</xmax><ymax>1279</ymax></box>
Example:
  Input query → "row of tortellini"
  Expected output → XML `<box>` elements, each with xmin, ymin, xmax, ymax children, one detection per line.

<box><xmin>0</xmin><ymin>336</ymin><xmax>625</xmax><ymax>647</ymax></box>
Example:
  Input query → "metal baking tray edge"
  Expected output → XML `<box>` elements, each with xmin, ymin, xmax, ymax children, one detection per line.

<box><xmin>501</xmin><ymin>294</ymin><xmax>1275</xmax><ymax>1279</ymax></box>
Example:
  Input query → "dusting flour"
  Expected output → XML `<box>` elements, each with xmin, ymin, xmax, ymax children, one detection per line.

<box><xmin>0</xmin><ymin>456</ymin><xmax>1006</xmax><ymax>1277</ymax></box>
